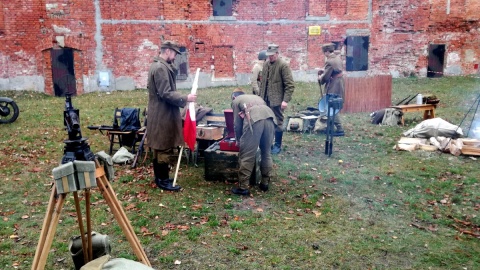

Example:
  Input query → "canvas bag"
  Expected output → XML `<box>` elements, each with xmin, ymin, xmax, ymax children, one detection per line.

<box><xmin>314</xmin><ymin>115</ymin><xmax>328</xmax><ymax>133</ymax></box>
<box><xmin>381</xmin><ymin>108</ymin><xmax>403</xmax><ymax>126</ymax></box>
<box><xmin>112</xmin><ymin>147</ymin><xmax>134</xmax><ymax>164</ymax></box>
<box><xmin>287</xmin><ymin>117</ymin><xmax>305</xmax><ymax>132</ymax></box>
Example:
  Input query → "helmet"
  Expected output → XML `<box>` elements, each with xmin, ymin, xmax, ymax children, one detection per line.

<box><xmin>258</xmin><ymin>50</ymin><xmax>267</xmax><ymax>60</ymax></box>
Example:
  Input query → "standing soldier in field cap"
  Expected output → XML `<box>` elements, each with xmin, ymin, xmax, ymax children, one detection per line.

<box><xmin>318</xmin><ymin>43</ymin><xmax>345</xmax><ymax>136</ymax></box>
<box><xmin>259</xmin><ymin>44</ymin><xmax>295</xmax><ymax>154</ymax></box>
<box><xmin>147</xmin><ymin>40</ymin><xmax>197</xmax><ymax>191</ymax></box>
<box><xmin>251</xmin><ymin>50</ymin><xmax>267</xmax><ymax>95</ymax></box>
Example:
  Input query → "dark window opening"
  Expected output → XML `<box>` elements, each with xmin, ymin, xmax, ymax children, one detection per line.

<box><xmin>345</xmin><ymin>36</ymin><xmax>369</xmax><ymax>71</ymax></box>
<box><xmin>213</xmin><ymin>0</ymin><xmax>233</xmax><ymax>16</ymax></box>
<box><xmin>427</xmin><ymin>44</ymin><xmax>445</xmax><ymax>78</ymax></box>
<box><xmin>195</xmin><ymin>42</ymin><xmax>205</xmax><ymax>53</ymax></box>
<box><xmin>175</xmin><ymin>46</ymin><xmax>188</xmax><ymax>81</ymax></box>
<box><xmin>51</xmin><ymin>48</ymin><xmax>76</xmax><ymax>96</ymax></box>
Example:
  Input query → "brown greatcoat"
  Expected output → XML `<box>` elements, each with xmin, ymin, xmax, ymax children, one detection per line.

<box><xmin>319</xmin><ymin>53</ymin><xmax>345</xmax><ymax>99</ymax></box>
<box><xmin>147</xmin><ymin>57</ymin><xmax>188</xmax><ymax>150</ymax></box>
<box><xmin>259</xmin><ymin>58</ymin><xmax>295</xmax><ymax>107</ymax></box>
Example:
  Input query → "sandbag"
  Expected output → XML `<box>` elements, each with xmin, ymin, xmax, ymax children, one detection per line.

<box><xmin>80</xmin><ymin>255</ymin><xmax>155</xmax><ymax>270</ymax></box>
<box><xmin>403</xmin><ymin>118</ymin><xmax>463</xmax><ymax>138</ymax></box>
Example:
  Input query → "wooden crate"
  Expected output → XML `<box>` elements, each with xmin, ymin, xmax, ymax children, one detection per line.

<box><xmin>204</xmin><ymin>141</ymin><xmax>261</xmax><ymax>185</ymax></box>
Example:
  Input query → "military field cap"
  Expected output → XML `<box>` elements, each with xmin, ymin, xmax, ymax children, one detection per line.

<box><xmin>265</xmin><ymin>44</ymin><xmax>279</xmax><ymax>56</ymax></box>
<box><xmin>231</xmin><ymin>88</ymin><xmax>245</xmax><ymax>100</ymax></box>
<box><xmin>322</xmin><ymin>43</ymin><xmax>336</xmax><ymax>53</ymax></box>
<box><xmin>161</xmin><ymin>40</ymin><xmax>181</xmax><ymax>54</ymax></box>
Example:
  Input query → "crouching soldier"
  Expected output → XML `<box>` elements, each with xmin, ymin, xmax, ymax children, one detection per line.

<box><xmin>230</xmin><ymin>90</ymin><xmax>277</xmax><ymax>196</ymax></box>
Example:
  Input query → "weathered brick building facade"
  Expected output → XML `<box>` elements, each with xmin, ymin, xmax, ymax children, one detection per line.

<box><xmin>0</xmin><ymin>0</ymin><xmax>479</xmax><ymax>95</ymax></box>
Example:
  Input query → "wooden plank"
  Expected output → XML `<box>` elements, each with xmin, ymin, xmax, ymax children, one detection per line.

<box><xmin>398</xmin><ymin>137</ymin><xmax>427</xmax><ymax>144</ymax></box>
<box><xmin>461</xmin><ymin>145</ymin><xmax>480</xmax><ymax>156</ymax></box>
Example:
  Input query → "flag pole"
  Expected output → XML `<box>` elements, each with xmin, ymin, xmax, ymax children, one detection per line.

<box><xmin>174</xmin><ymin>68</ymin><xmax>201</xmax><ymax>187</ymax></box>
<box><xmin>172</xmin><ymin>146</ymin><xmax>183</xmax><ymax>187</ymax></box>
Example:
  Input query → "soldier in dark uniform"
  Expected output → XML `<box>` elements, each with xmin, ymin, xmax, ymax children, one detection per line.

<box><xmin>230</xmin><ymin>90</ymin><xmax>277</xmax><ymax>196</ymax></box>
<box><xmin>147</xmin><ymin>40</ymin><xmax>197</xmax><ymax>191</ymax></box>
<box><xmin>318</xmin><ymin>43</ymin><xmax>345</xmax><ymax>136</ymax></box>
<box><xmin>259</xmin><ymin>44</ymin><xmax>295</xmax><ymax>154</ymax></box>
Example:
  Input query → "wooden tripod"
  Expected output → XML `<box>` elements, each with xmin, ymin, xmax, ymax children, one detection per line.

<box><xmin>31</xmin><ymin>160</ymin><xmax>151</xmax><ymax>270</ymax></box>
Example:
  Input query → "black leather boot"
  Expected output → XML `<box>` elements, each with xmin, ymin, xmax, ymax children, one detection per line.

<box><xmin>153</xmin><ymin>160</ymin><xmax>180</xmax><ymax>191</ymax></box>
<box><xmin>271</xmin><ymin>131</ymin><xmax>283</xmax><ymax>154</ymax></box>
<box><xmin>333</xmin><ymin>124</ymin><xmax>345</xmax><ymax>137</ymax></box>
<box><xmin>231</xmin><ymin>187</ymin><xmax>250</xmax><ymax>196</ymax></box>
<box><xmin>259</xmin><ymin>176</ymin><xmax>270</xmax><ymax>192</ymax></box>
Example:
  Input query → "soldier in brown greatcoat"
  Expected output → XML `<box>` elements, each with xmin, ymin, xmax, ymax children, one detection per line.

<box><xmin>259</xmin><ymin>44</ymin><xmax>295</xmax><ymax>154</ymax></box>
<box><xmin>318</xmin><ymin>43</ymin><xmax>345</xmax><ymax>136</ymax></box>
<box><xmin>230</xmin><ymin>90</ymin><xmax>277</xmax><ymax>196</ymax></box>
<box><xmin>147</xmin><ymin>40</ymin><xmax>197</xmax><ymax>191</ymax></box>
<box><xmin>251</xmin><ymin>50</ymin><xmax>267</xmax><ymax>95</ymax></box>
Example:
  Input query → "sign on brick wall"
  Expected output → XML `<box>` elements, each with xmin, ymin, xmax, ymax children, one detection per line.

<box><xmin>308</xmin><ymin>26</ymin><xmax>322</xmax><ymax>35</ymax></box>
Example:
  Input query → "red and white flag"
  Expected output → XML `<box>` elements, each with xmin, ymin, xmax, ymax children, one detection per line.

<box><xmin>183</xmin><ymin>68</ymin><xmax>200</xmax><ymax>151</ymax></box>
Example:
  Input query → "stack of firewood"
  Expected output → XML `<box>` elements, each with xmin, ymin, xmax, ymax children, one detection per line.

<box><xmin>395</xmin><ymin>137</ymin><xmax>480</xmax><ymax>156</ymax></box>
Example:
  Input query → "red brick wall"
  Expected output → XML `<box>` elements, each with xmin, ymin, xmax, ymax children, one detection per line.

<box><xmin>308</xmin><ymin>0</ymin><xmax>327</xmax><ymax>17</ymax></box>
<box><xmin>213</xmin><ymin>46</ymin><xmax>234</xmax><ymax>78</ymax></box>
<box><xmin>0</xmin><ymin>0</ymin><xmax>479</xmax><ymax>94</ymax></box>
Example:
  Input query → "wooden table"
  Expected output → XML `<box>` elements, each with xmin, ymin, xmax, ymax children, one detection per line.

<box><xmin>390</xmin><ymin>104</ymin><xmax>437</xmax><ymax>125</ymax></box>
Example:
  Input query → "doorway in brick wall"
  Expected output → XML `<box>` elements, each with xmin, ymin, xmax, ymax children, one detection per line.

<box><xmin>427</xmin><ymin>44</ymin><xmax>445</xmax><ymax>78</ymax></box>
<box><xmin>345</xmin><ymin>36</ymin><xmax>369</xmax><ymax>71</ymax></box>
<box><xmin>51</xmin><ymin>48</ymin><xmax>76</xmax><ymax>96</ymax></box>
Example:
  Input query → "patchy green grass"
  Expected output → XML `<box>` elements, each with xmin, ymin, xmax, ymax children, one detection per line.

<box><xmin>0</xmin><ymin>76</ymin><xmax>479</xmax><ymax>269</ymax></box>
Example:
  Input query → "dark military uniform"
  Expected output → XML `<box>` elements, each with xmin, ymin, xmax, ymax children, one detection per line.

<box><xmin>232</xmin><ymin>94</ymin><xmax>277</xmax><ymax>190</ymax></box>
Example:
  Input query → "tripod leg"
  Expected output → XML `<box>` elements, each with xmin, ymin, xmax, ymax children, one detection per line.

<box><xmin>37</xmin><ymin>193</ymin><xmax>67</xmax><ymax>270</ymax></box>
<box><xmin>31</xmin><ymin>187</ymin><xmax>57</xmax><ymax>270</ymax></box>
<box><xmin>328</xmin><ymin>135</ymin><xmax>333</xmax><ymax>156</ymax></box>
<box><xmin>95</xmin><ymin>161</ymin><xmax>151</xmax><ymax>266</ymax></box>
<box><xmin>96</xmin><ymin>176</ymin><xmax>151</xmax><ymax>266</ymax></box>
<box><xmin>85</xmin><ymin>189</ymin><xmax>93</xmax><ymax>262</ymax></box>
<box><xmin>73</xmin><ymin>192</ymin><xmax>89</xmax><ymax>264</ymax></box>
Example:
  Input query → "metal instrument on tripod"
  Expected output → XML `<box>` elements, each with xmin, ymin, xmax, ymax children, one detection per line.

<box><xmin>324</xmin><ymin>96</ymin><xmax>343</xmax><ymax>157</ymax></box>
<box><xmin>32</xmin><ymin>95</ymin><xmax>151</xmax><ymax>270</ymax></box>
